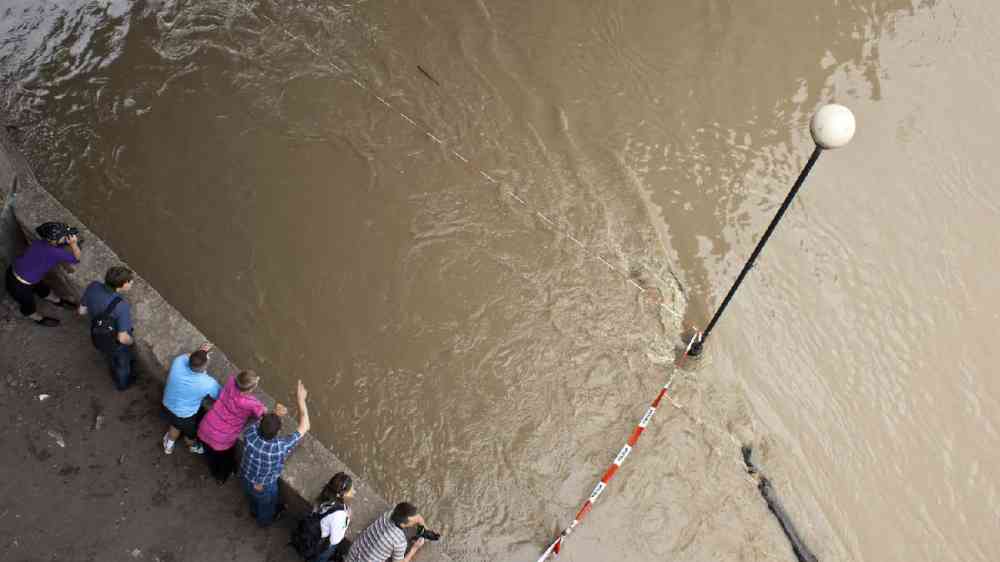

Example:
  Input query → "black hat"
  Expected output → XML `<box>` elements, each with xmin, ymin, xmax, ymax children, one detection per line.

<box><xmin>35</xmin><ymin>222</ymin><xmax>71</xmax><ymax>242</ymax></box>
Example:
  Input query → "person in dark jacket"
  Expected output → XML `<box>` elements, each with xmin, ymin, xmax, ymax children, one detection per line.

<box><xmin>78</xmin><ymin>266</ymin><xmax>136</xmax><ymax>390</ymax></box>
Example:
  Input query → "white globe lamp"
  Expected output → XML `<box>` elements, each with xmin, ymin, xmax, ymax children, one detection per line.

<box><xmin>689</xmin><ymin>104</ymin><xmax>856</xmax><ymax>358</ymax></box>
<box><xmin>810</xmin><ymin>104</ymin><xmax>855</xmax><ymax>149</ymax></box>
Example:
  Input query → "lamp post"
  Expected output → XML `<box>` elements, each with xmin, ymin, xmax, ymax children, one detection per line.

<box><xmin>688</xmin><ymin>104</ymin><xmax>855</xmax><ymax>357</ymax></box>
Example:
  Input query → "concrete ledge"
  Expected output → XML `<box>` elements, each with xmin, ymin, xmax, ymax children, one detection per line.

<box><xmin>0</xmin><ymin>129</ymin><xmax>450</xmax><ymax>560</ymax></box>
<box><xmin>0</xmin><ymin>136</ymin><xmax>21</xmax><ymax>271</ymax></box>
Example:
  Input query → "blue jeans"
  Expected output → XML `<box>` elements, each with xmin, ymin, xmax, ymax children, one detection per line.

<box><xmin>313</xmin><ymin>539</ymin><xmax>351</xmax><ymax>562</ymax></box>
<box><xmin>107</xmin><ymin>345</ymin><xmax>135</xmax><ymax>391</ymax></box>
<box><xmin>242</xmin><ymin>477</ymin><xmax>279</xmax><ymax>527</ymax></box>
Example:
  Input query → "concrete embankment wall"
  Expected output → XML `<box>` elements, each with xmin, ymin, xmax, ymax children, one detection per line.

<box><xmin>0</xmin><ymin>129</ymin><xmax>449</xmax><ymax>561</ymax></box>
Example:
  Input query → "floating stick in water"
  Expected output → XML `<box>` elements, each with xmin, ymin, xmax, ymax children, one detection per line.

<box><xmin>417</xmin><ymin>65</ymin><xmax>441</xmax><ymax>87</ymax></box>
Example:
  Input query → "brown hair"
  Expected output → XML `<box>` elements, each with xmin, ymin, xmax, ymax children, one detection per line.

<box><xmin>236</xmin><ymin>370</ymin><xmax>259</xmax><ymax>391</ymax></box>
<box><xmin>104</xmin><ymin>266</ymin><xmax>134</xmax><ymax>290</ymax></box>
<box><xmin>189</xmin><ymin>350</ymin><xmax>209</xmax><ymax>371</ymax></box>
<box><xmin>259</xmin><ymin>413</ymin><xmax>282</xmax><ymax>440</ymax></box>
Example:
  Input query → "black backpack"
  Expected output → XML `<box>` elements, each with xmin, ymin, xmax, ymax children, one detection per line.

<box><xmin>290</xmin><ymin>502</ymin><xmax>345</xmax><ymax>559</ymax></box>
<box><xmin>90</xmin><ymin>296</ymin><xmax>122</xmax><ymax>352</ymax></box>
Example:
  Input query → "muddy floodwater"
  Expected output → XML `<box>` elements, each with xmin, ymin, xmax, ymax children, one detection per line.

<box><xmin>2</xmin><ymin>1</ymin><xmax>998</xmax><ymax>560</ymax></box>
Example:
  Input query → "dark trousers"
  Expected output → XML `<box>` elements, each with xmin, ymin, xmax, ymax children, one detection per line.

<box><xmin>242</xmin><ymin>477</ymin><xmax>279</xmax><ymax>527</ymax></box>
<box><xmin>313</xmin><ymin>538</ymin><xmax>352</xmax><ymax>562</ymax></box>
<box><xmin>161</xmin><ymin>405</ymin><xmax>205</xmax><ymax>440</ymax></box>
<box><xmin>5</xmin><ymin>266</ymin><xmax>50</xmax><ymax>317</ymax></box>
<box><xmin>106</xmin><ymin>345</ymin><xmax>136</xmax><ymax>391</ymax></box>
<box><xmin>204</xmin><ymin>443</ymin><xmax>237</xmax><ymax>483</ymax></box>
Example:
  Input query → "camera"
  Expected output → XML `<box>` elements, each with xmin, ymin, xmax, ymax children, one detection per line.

<box><xmin>413</xmin><ymin>525</ymin><xmax>441</xmax><ymax>542</ymax></box>
<box><xmin>62</xmin><ymin>225</ymin><xmax>83</xmax><ymax>245</ymax></box>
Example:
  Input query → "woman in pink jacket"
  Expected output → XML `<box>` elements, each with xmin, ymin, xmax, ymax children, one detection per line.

<box><xmin>197</xmin><ymin>370</ymin><xmax>285</xmax><ymax>484</ymax></box>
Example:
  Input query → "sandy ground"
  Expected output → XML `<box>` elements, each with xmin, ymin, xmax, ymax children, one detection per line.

<box><xmin>0</xmin><ymin>298</ymin><xmax>304</xmax><ymax>562</ymax></box>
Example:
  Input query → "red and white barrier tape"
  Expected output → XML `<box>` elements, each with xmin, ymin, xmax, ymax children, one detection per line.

<box><xmin>537</xmin><ymin>332</ymin><xmax>702</xmax><ymax>561</ymax></box>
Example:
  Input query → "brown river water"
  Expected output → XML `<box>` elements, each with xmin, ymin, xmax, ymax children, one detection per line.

<box><xmin>3</xmin><ymin>1</ymin><xmax>998</xmax><ymax>560</ymax></box>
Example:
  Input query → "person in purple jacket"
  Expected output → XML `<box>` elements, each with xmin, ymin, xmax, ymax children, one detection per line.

<box><xmin>4</xmin><ymin>222</ymin><xmax>82</xmax><ymax>326</ymax></box>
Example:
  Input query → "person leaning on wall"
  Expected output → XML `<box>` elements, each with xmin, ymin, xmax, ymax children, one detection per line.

<box><xmin>346</xmin><ymin>502</ymin><xmax>430</xmax><ymax>562</ymax></box>
<box><xmin>4</xmin><ymin>222</ymin><xmax>81</xmax><ymax>326</ymax></box>
<box><xmin>239</xmin><ymin>379</ymin><xmax>311</xmax><ymax>527</ymax></box>
<box><xmin>289</xmin><ymin>471</ymin><xmax>356</xmax><ymax>562</ymax></box>
<box><xmin>78</xmin><ymin>266</ymin><xmax>137</xmax><ymax>391</ymax></box>
<box><xmin>161</xmin><ymin>342</ymin><xmax>221</xmax><ymax>456</ymax></box>
<box><xmin>197</xmin><ymin>369</ymin><xmax>284</xmax><ymax>485</ymax></box>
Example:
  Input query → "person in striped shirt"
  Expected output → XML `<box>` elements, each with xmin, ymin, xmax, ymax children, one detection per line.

<box><xmin>345</xmin><ymin>502</ymin><xmax>427</xmax><ymax>562</ymax></box>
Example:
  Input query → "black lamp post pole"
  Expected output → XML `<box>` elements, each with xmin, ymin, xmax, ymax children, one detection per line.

<box><xmin>688</xmin><ymin>144</ymin><xmax>824</xmax><ymax>357</ymax></box>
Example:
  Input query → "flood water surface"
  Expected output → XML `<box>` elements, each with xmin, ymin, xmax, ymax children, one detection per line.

<box><xmin>2</xmin><ymin>1</ymin><xmax>998</xmax><ymax>560</ymax></box>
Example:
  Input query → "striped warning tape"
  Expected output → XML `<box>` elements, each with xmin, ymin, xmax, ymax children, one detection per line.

<box><xmin>536</xmin><ymin>332</ymin><xmax>701</xmax><ymax>561</ymax></box>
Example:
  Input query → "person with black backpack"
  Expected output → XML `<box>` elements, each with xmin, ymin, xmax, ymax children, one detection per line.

<box><xmin>291</xmin><ymin>472</ymin><xmax>355</xmax><ymax>562</ymax></box>
<box><xmin>78</xmin><ymin>266</ymin><xmax>136</xmax><ymax>391</ymax></box>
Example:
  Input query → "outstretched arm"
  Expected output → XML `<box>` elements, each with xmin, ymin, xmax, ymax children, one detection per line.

<box><xmin>296</xmin><ymin>380</ymin><xmax>310</xmax><ymax>435</ymax></box>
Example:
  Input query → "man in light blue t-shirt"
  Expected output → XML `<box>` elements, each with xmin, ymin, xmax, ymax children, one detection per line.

<box><xmin>161</xmin><ymin>343</ymin><xmax>221</xmax><ymax>455</ymax></box>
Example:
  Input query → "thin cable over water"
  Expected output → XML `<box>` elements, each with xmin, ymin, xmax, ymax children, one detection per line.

<box><xmin>239</xmin><ymin>4</ymin><xmax>685</xmax><ymax>321</ymax></box>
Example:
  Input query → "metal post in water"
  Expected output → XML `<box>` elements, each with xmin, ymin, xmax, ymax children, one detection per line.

<box><xmin>688</xmin><ymin>104</ymin><xmax>855</xmax><ymax>357</ymax></box>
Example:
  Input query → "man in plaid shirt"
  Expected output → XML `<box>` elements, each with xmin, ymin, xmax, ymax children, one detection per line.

<box><xmin>239</xmin><ymin>380</ymin><xmax>311</xmax><ymax>527</ymax></box>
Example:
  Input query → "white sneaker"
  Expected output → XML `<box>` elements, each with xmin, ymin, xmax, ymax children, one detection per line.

<box><xmin>162</xmin><ymin>433</ymin><xmax>175</xmax><ymax>455</ymax></box>
<box><xmin>188</xmin><ymin>442</ymin><xmax>204</xmax><ymax>455</ymax></box>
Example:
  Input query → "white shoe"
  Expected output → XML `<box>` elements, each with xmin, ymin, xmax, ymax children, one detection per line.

<box><xmin>188</xmin><ymin>442</ymin><xmax>204</xmax><ymax>455</ymax></box>
<box><xmin>162</xmin><ymin>433</ymin><xmax>175</xmax><ymax>455</ymax></box>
